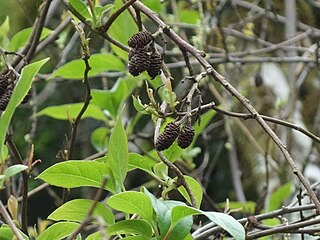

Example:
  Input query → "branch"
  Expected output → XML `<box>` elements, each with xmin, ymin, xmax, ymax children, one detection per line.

<box><xmin>192</xmin><ymin>204</ymin><xmax>317</xmax><ymax>239</ymax></box>
<box><xmin>132</xmin><ymin>1</ymin><xmax>320</xmax><ymax>212</ymax></box>
<box><xmin>68</xmin><ymin>35</ymin><xmax>92</xmax><ymax>160</ymax></box>
<box><xmin>0</xmin><ymin>201</ymin><xmax>24</xmax><ymax>240</ymax></box>
<box><xmin>157</xmin><ymin>151</ymin><xmax>197</xmax><ymax>208</ymax></box>
<box><xmin>102</xmin><ymin>0</ymin><xmax>138</xmax><ymax>32</ymax></box>
<box><xmin>67</xmin><ymin>177</ymin><xmax>108</xmax><ymax>240</ymax></box>
<box><xmin>62</xmin><ymin>0</ymin><xmax>129</xmax><ymax>52</ymax></box>
<box><xmin>6</xmin><ymin>137</ymin><xmax>29</xmax><ymax>234</ymax></box>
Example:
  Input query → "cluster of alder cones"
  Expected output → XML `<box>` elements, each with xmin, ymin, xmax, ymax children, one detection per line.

<box><xmin>127</xmin><ymin>30</ymin><xmax>162</xmax><ymax>79</ymax></box>
<box><xmin>0</xmin><ymin>71</ymin><xmax>31</xmax><ymax>111</ymax></box>
<box><xmin>156</xmin><ymin>122</ymin><xmax>195</xmax><ymax>151</ymax></box>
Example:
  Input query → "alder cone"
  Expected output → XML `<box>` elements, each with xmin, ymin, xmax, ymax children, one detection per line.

<box><xmin>155</xmin><ymin>122</ymin><xmax>180</xmax><ymax>151</ymax></box>
<box><xmin>0</xmin><ymin>74</ymin><xmax>9</xmax><ymax>96</ymax></box>
<box><xmin>147</xmin><ymin>52</ymin><xmax>162</xmax><ymax>79</ymax></box>
<box><xmin>177</xmin><ymin>124</ymin><xmax>195</xmax><ymax>149</ymax></box>
<box><xmin>128</xmin><ymin>30</ymin><xmax>153</xmax><ymax>48</ymax></box>
<box><xmin>128</xmin><ymin>51</ymin><xmax>151</xmax><ymax>76</ymax></box>
<box><xmin>0</xmin><ymin>89</ymin><xmax>12</xmax><ymax>111</ymax></box>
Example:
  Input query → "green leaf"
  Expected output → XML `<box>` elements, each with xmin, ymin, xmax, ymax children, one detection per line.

<box><xmin>163</xmin><ymin>141</ymin><xmax>182</xmax><ymax>162</ymax></box>
<box><xmin>192</xmin><ymin>110</ymin><xmax>216</xmax><ymax>147</ymax></box>
<box><xmin>179</xmin><ymin>9</ymin><xmax>199</xmax><ymax>24</ymax></box>
<box><xmin>108</xmin><ymin>0</ymin><xmax>138</xmax><ymax>60</ymax></box>
<box><xmin>37</xmin><ymin>160</ymin><xmax>115</xmax><ymax>193</ymax></box>
<box><xmin>143</xmin><ymin>0</ymin><xmax>161</xmax><ymax>12</ymax></box>
<box><xmin>0</xmin><ymin>58</ymin><xmax>49</xmax><ymax>162</ymax></box>
<box><xmin>128</xmin><ymin>153</ymin><xmax>156</xmax><ymax>173</ymax></box>
<box><xmin>178</xmin><ymin>176</ymin><xmax>203</xmax><ymax>208</ymax></box>
<box><xmin>4</xmin><ymin>164</ymin><xmax>28</xmax><ymax>180</ymax></box>
<box><xmin>132</xmin><ymin>95</ymin><xmax>148</xmax><ymax>114</ymax></box>
<box><xmin>170</xmin><ymin>206</ymin><xmax>245</xmax><ymax>240</ymax></box>
<box><xmin>107</xmin><ymin>191</ymin><xmax>153</xmax><ymax>221</ymax></box>
<box><xmin>52</xmin><ymin>53</ymin><xmax>125</xmax><ymax>79</ymax></box>
<box><xmin>90</xmin><ymin>127</ymin><xmax>109</xmax><ymax>152</ymax></box>
<box><xmin>92</xmin><ymin>77</ymin><xmax>139</xmax><ymax>118</ymax></box>
<box><xmin>0</xmin><ymin>224</ymin><xmax>28</xmax><ymax>240</ymax></box>
<box><xmin>143</xmin><ymin>188</ymin><xmax>192</xmax><ymax>240</ymax></box>
<box><xmin>153</xmin><ymin>162</ymin><xmax>169</xmax><ymax>181</ymax></box>
<box><xmin>0</xmin><ymin>17</ymin><xmax>10</xmax><ymax>47</ymax></box>
<box><xmin>85</xmin><ymin>231</ymin><xmax>104</xmax><ymax>240</ymax></box>
<box><xmin>94</xmin><ymin>4</ymin><xmax>114</xmax><ymax>26</ymax></box>
<box><xmin>0</xmin><ymin>225</ymin><xmax>13</xmax><ymax>240</ymax></box>
<box><xmin>122</xmin><ymin>236</ymin><xmax>149</xmax><ymax>240</ymax></box>
<box><xmin>37</xmin><ymin>222</ymin><xmax>79</xmax><ymax>240</ymax></box>
<box><xmin>48</xmin><ymin>199</ymin><xmax>114</xmax><ymax>225</ymax></box>
<box><xmin>107</xmin><ymin>219</ymin><xmax>152</xmax><ymax>238</ymax></box>
<box><xmin>69</xmin><ymin>0</ymin><xmax>92</xmax><ymax>20</ymax></box>
<box><xmin>108</xmin><ymin>115</ymin><xmax>128</xmax><ymax>192</ymax></box>
<box><xmin>8</xmin><ymin>27</ymin><xmax>52</xmax><ymax>51</ymax></box>
<box><xmin>267</xmin><ymin>182</ymin><xmax>293</xmax><ymax>211</ymax></box>
<box><xmin>35</xmin><ymin>103</ymin><xmax>107</xmax><ymax>122</ymax></box>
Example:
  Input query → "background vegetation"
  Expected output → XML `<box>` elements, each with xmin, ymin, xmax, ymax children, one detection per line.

<box><xmin>0</xmin><ymin>0</ymin><xmax>320</xmax><ymax>239</ymax></box>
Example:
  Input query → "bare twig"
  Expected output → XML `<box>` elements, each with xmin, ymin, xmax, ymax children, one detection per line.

<box><xmin>6</xmin><ymin>137</ymin><xmax>29</xmax><ymax>234</ymax></box>
<box><xmin>0</xmin><ymin>201</ymin><xmax>24</xmax><ymax>240</ymax></box>
<box><xmin>62</xmin><ymin>0</ymin><xmax>129</xmax><ymax>52</ymax></box>
<box><xmin>192</xmin><ymin>204</ymin><xmax>317</xmax><ymax>239</ymax></box>
<box><xmin>157</xmin><ymin>151</ymin><xmax>197</xmax><ymax>208</ymax></box>
<box><xmin>68</xmin><ymin>29</ymin><xmax>92</xmax><ymax>160</ymax></box>
<box><xmin>102</xmin><ymin>0</ymin><xmax>138</xmax><ymax>32</ymax></box>
<box><xmin>67</xmin><ymin>177</ymin><xmax>108</xmax><ymax>240</ymax></box>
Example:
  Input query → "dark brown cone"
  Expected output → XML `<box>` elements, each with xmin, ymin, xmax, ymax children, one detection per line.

<box><xmin>0</xmin><ymin>89</ymin><xmax>12</xmax><ymax>111</ymax></box>
<box><xmin>0</xmin><ymin>74</ymin><xmax>10</xmax><ymax>96</ymax></box>
<box><xmin>21</xmin><ymin>89</ymin><xmax>32</xmax><ymax>104</ymax></box>
<box><xmin>128</xmin><ymin>30</ymin><xmax>153</xmax><ymax>48</ymax></box>
<box><xmin>177</xmin><ymin>124</ymin><xmax>195</xmax><ymax>149</ymax></box>
<box><xmin>128</xmin><ymin>51</ymin><xmax>151</xmax><ymax>76</ymax></box>
<box><xmin>147</xmin><ymin>52</ymin><xmax>162</xmax><ymax>79</ymax></box>
<box><xmin>155</xmin><ymin>122</ymin><xmax>180</xmax><ymax>151</ymax></box>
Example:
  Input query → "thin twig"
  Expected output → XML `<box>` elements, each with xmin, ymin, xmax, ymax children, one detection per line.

<box><xmin>62</xmin><ymin>0</ymin><xmax>129</xmax><ymax>52</ymax></box>
<box><xmin>157</xmin><ymin>151</ymin><xmax>197</xmax><ymax>208</ymax></box>
<box><xmin>6</xmin><ymin>137</ymin><xmax>29</xmax><ymax>234</ymax></box>
<box><xmin>192</xmin><ymin>204</ymin><xmax>317</xmax><ymax>239</ymax></box>
<box><xmin>67</xmin><ymin>177</ymin><xmax>108</xmax><ymax>240</ymax></box>
<box><xmin>0</xmin><ymin>201</ymin><xmax>24</xmax><ymax>240</ymax></box>
<box><xmin>102</xmin><ymin>0</ymin><xmax>138</xmax><ymax>32</ymax></box>
<box><xmin>68</xmin><ymin>41</ymin><xmax>92</xmax><ymax>160</ymax></box>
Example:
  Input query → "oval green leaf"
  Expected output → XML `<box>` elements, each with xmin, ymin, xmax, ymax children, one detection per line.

<box><xmin>35</xmin><ymin>103</ymin><xmax>107</xmax><ymax>122</ymax></box>
<box><xmin>171</xmin><ymin>206</ymin><xmax>245</xmax><ymax>240</ymax></box>
<box><xmin>4</xmin><ymin>164</ymin><xmax>28</xmax><ymax>180</ymax></box>
<box><xmin>178</xmin><ymin>175</ymin><xmax>203</xmax><ymax>208</ymax></box>
<box><xmin>8</xmin><ymin>27</ymin><xmax>52</xmax><ymax>51</ymax></box>
<box><xmin>48</xmin><ymin>199</ymin><xmax>114</xmax><ymax>225</ymax></box>
<box><xmin>128</xmin><ymin>153</ymin><xmax>156</xmax><ymax>173</ymax></box>
<box><xmin>37</xmin><ymin>160</ymin><xmax>115</xmax><ymax>192</ymax></box>
<box><xmin>107</xmin><ymin>219</ymin><xmax>152</xmax><ymax>238</ymax></box>
<box><xmin>37</xmin><ymin>222</ymin><xmax>79</xmax><ymax>240</ymax></box>
<box><xmin>52</xmin><ymin>53</ymin><xmax>124</xmax><ymax>79</ymax></box>
<box><xmin>107</xmin><ymin>191</ymin><xmax>153</xmax><ymax>221</ymax></box>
